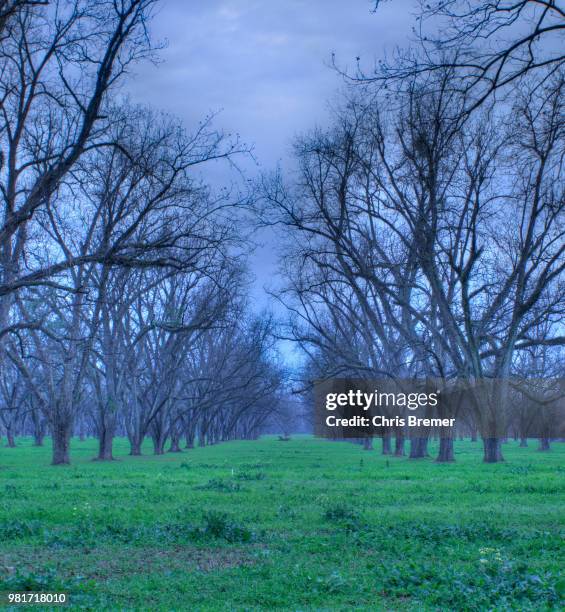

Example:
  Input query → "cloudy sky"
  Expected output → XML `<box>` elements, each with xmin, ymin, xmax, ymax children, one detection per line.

<box><xmin>126</xmin><ymin>0</ymin><xmax>414</xmax><ymax>308</ymax></box>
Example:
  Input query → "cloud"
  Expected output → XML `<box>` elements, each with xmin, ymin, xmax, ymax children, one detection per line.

<box><xmin>125</xmin><ymin>0</ymin><xmax>414</xmax><ymax>308</ymax></box>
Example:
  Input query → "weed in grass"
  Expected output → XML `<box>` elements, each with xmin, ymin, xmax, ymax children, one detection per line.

<box><xmin>235</xmin><ymin>471</ymin><xmax>266</xmax><ymax>481</ymax></box>
<box><xmin>323</xmin><ymin>503</ymin><xmax>359</xmax><ymax>522</ymax></box>
<box><xmin>0</xmin><ymin>519</ymin><xmax>43</xmax><ymax>540</ymax></box>
<box><xmin>196</xmin><ymin>478</ymin><xmax>242</xmax><ymax>492</ymax></box>
<box><xmin>199</xmin><ymin>511</ymin><xmax>254</xmax><ymax>543</ymax></box>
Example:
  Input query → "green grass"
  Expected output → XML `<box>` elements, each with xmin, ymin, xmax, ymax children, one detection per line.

<box><xmin>0</xmin><ymin>437</ymin><xmax>563</xmax><ymax>611</ymax></box>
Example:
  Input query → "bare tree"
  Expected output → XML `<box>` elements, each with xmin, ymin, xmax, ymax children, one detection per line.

<box><xmin>5</xmin><ymin>99</ymin><xmax>248</xmax><ymax>464</ymax></box>
<box><xmin>0</xmin><ymin>0</ymin><xmax>158</xmax><ymax>341</ymax></box>
<box><xmin>358</xmin><ymin>71</ymin><xmax>565</xmax><ymax>461</ymax></box>
<box><xmin>0</xmin><ymin>358</ymin><xmax>24</xmax><ymax>446</ymax></box>
<box><xmin>0</xmin><ymin>0</ymin><xmax>46</xmax><ymax>38</ymax></box>
<box><xmin>270</xmin><ymin>63</ymin><xmax>564</xmax><ymax>463</ymax></box>
<box><xmin>357</xmin><ymin>0</ymin><xmax>565</xmax><ymax>114</ymax></box>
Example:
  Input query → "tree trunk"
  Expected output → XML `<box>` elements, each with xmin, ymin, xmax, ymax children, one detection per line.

<box><xmin>482</xmin><ymin>437</ymin><xmax>504</xmax><ymax>463</ymax></box>
<box><xmin>394</xmin><ymin>432</ymin><xmax>405</xmax><ymax>456</ymax></box>
<box><xmin>129</xmin><ymin>436</ymin><xmax>142</xmax><ymax>456</ymax></box>
<box><xmin>152</xmin><ymin>432</ymin><xmax>166</xmax><ymax>455</ymax></box>
<box><xmin>538</xmin><ymin>437</ymin><xmax>550</xmax><ymax>451</ymax></box>
<box><xmin>32</xmin><ymin>412</ymin><xmax>45</xmax><ymax>446</ymax></box>
<box><xmin>519</xmin><ymin>437</ymin><xmax>528</xmax><ymax>447</ymax></box>
<box><xmin>52</xmin><ymin>418</ymin><xmax>72</xmax><ymax>465</ymax></box>
<box><xmin>436</xmin><ymin>437</ymin><xmax>454</xmax><ymax>462</ymax></box>
<box><xmin>363</xmin><ymin>436</ymin><xmax>373</xmax><ymax>450</ymax></box>
<box><xmin>409</xmin><ymin>436</ymin><xmax>429</xmax><ymax>459</ymax></box>
<box><xmin>33</xmin><ymin>432</ymin><xmax>44</xmax><ymax>446</ymax></box>
<box><xmin>381</xmin><ymin>433</ymin><xmax>392</xmax><ymax>455</ymax></box>
<box><xmin>6</xmin><ymin>429</ymin><xmax>16</xmax><ymax>447</ymax></box>
<box><xmin>168</xmin><ymin>433</ymin><xmax>182</xmax><ymax>452</ymax></box>
<box><xmin>97</xmin><ymin>424</ymin><xmax>115</xmax><ymax>460</ymax></box>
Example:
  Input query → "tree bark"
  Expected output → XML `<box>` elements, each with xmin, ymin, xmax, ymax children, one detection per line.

<box><xmin>185</xmin><ymin>430</ymin><xmax>195</xmax><ymax>449</ymax></box>
<box><xmin>168</xmin><ymin>433</ymin><xmax>182</xmax><ymax>452</ymax></box>
<box><xmin>6</xmin><ymin>429</ymin><xmax>15</xmax><ymax>447</ymax></box>
<box><xmin>152</xmin><ymin>432</ymin><xmax>166</xmax><ymax>455</ymax></box>
<box><xmin>436</xmin><ymin>437</ymin><xmax>454</xmax><ymax>462</ymax></box>
<box><xmin>381</xmin><ymin>433</ymin><xmax>392</xmax><ymax>455</ymax></box>
<box><xmin>538</xmin><ymin>437</ymin><xmax>550</xmax><ymax>451</ymax></box>
<box><xmin>394</xmin><ymin>432</ymin><xmax>405</xmax><ymax>456</ymax></box>
<box><xmin>519</xmin><ymin>437</ymin><xmax>528</xmax><ymax>447</ymax></box>
<box><xmin>33</xmin><ymin>431</ymin><xmax>44</xmax><ymax>446</ymax></box>
<box><xmin>409</xmin><ymin>436</ymin><xmax>429</xmax><ymax>459</ymax></box>
<box><xmin>32</xmin><ymin>411</ymin><xmax>45</xmax><ymax>446</ymax></box>
<box><xmin>363</xmin><ymin>436</ymin><xmax>373</xmax><ymax>451</ymax></box>
<box><xmin>129</xmin><ymin>436</ymin><xmax>143</xmax><ymax>456</ymax></box>
<box><xmin>97</xmin><ymin>423</ymin><xmax>115</xmax><ymax>460</ymax></box>
<box><xmin>482</xmin><ymin>437</ymin><xmax>504</xmax><ymax>463</ymax></box>
<box><xmin>52</xmin><ymin>418</ymin><xmax>72</xmax><ymax>465</ymax></box>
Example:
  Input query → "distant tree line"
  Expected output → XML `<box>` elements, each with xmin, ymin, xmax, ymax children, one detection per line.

<box><xmin>0</xmin><ymin>0</ymin><xmax>286</xmax><ymax>464</ymax></box>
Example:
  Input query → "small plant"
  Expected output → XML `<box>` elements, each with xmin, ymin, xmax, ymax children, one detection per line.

<box><xmin>196</xmin><ymin>478</ymin><xmax>242</xmax><ymax>492</ymax></box>
<box><xmin>323</xmin><ymin>503</ymin><xmax>363</xmax><ymax>534</ymax></box>
<box><xmin>276</xmin><ymin>505</ymin><xmax>296</xmax><ymax>519</ymax></box>
<box><xmin>235</xmin><ymin>471</ymin><xmax>266</xmax><ymax>481</ymax></box>
<box><xmin>507</xmin><ymin>464</ymin><xmax>533</xmax><ymax>475</ymax></box>
<box><xmin>201</xmin><ymin>511</ymin><xmax>253</xmax><ymax>543</ymax></box>
<box><xmin>323</xmin><ymin>503</ymin><xmax>359</xmax><ymax>522</ymax></box>
<box><xmin>0</xmin><ymin>519</ymin><xmax>42</xmax><ymax>541</ymax></box>
<box><xmin>315</xmin><ymin>571</ymin><xmax>348</xmax><ymax>594</ymax></box>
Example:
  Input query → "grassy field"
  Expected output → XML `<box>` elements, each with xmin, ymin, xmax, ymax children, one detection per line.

<box><xmin>0</xmin><ymin>437</ymin><xmax>563</xmax><ymax>611</ymax></box>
